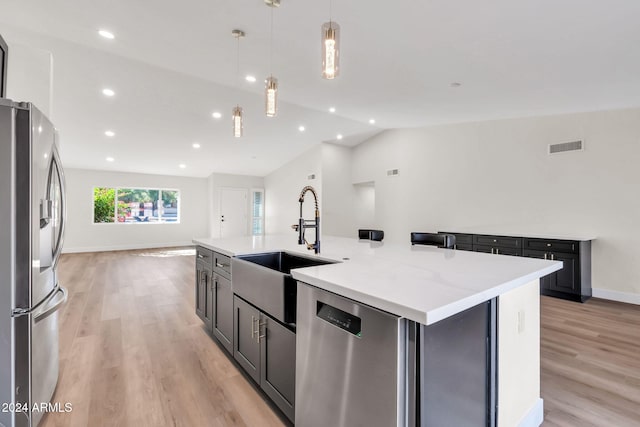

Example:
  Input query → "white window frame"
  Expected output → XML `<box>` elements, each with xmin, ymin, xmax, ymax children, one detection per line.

<box><xmin>92</xmin><ymin>186</ymin><xmax>181</xmax><ymax>224</ymax></box>
<box><xmin>251</xmin><ymin>188</ymin><xmax>265</xmax><ymax>236</ymax></box>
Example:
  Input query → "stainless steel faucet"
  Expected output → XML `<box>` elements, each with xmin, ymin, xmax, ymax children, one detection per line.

<box><xmin>291</xmin><ymin>185</ymin><xmax>320</xmax><ymax>254</ymax></box>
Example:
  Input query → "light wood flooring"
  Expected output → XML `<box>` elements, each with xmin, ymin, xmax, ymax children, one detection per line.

<box><xmin>41</xmin><ymin>248</ymin><xmax>640</xmax><ymax>426</ymax></box>
<box><xmin>41</xmin><ymin>248</ymin><xmax>288</xmax><ymax>427</ymax></box>
<box><xmin>541</xmin><ymin>296</ymin><xmax>640</xmax><ymax>426</ymax></box>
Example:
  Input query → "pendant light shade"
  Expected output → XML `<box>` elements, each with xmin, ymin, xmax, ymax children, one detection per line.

<box><xmin>265</xmin><ymin>76</ymin><xmax>278</xmax><ymax>117</ymax></box>
<box><xmin>264</xmin><ymin>3</ymin><xmax>279</xmax><ymax>118</ymax></box>
<box><xmin>231</xmin><ymin>30</ymin><xmax>245</xmax><ymax>138</ymax></box>
<box><xmin>321</xmin><ymin>21</ymin><xmax>340</xmax><ymax>79</ymax></box>
<box><xmin>232</xmin><ymin>105</ymin><xmax>243</xmax><ymax>138</ymax></box>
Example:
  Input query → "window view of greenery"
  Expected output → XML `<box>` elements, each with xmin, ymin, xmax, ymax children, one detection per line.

<box><xmin>93</xmin><ymin>187</ymin><xmax>180</xmax><ymax>224</ymax></box>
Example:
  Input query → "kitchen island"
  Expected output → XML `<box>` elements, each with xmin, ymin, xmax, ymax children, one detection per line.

<box><xmin>193</xmin><ymin>235</ymin><xmax>562</xmax><ymax>427</ymax></box>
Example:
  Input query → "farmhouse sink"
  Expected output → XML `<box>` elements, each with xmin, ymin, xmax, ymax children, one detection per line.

<box><xmin>232</xmin><ymin>252</ymin><xmax>336</xmax><ymax>324</ymax></box>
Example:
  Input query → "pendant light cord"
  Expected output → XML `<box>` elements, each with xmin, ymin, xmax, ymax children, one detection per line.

<box><xmin>269</xmin><ymin>6</ymin><xmax>274</xmax><ymax>75</ymax></box>
<box><xmin>236</xmin><ymin>36</ymin><xmax>240</xmax><ymax>86</ymax></box>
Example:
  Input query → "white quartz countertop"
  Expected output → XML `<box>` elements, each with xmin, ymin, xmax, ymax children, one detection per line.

<box><xmin>193</xmin><ymin>235</ymin><xmax>562</xmax><ymax>325</ymax></box>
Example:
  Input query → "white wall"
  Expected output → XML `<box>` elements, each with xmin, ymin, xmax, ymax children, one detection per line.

<box><xmin>208</xmin><ymin>173</ymin><xmax>264</xmax><ymax>238</ymax></box>
<box><xmin>351</xmin><ymin>107</ymin><xmax>640</xmax><ymax>298</ymax></box>
<box><xmin>5</xmin><ymin>42</ymin><xmax>53</xmax><ymax>118</ymax></box>
<box><xmin>63</xmin><ymin>168</ymin><xmax>209</xmax><ymax>252</ymax></box>
<box><xmin>353</xmin><ymin>182</ymin><xmax>376</xmax><ymax>230</ymax></box>
<box><xmin>321</xmin><ymin>143</ymin><xmax>355</xmax><ymax>237</ymax></box>
<box><xmin>265</xmin><ymin>145</ymin><xmax>322</xmax><ymax>235</ymax></box>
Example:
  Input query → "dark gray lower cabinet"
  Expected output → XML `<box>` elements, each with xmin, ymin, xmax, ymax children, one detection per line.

<box><xmin>196</xmin><ymin>260</ymin><xmax>212</xmax><ymax>330</ymax></box>
<box><xmin>213</xmin><ymin>274</ymin><xmax>234</xmax><ymax>354</ymax></box>
<box><xmin>234</xmin><ymin>296</ymin><xmax>261</xmax><ymax>383</ymax></box>
<box><xmin>441</xmin><ymin>232</ymin><xmax>592</xmax><ymax>302</ymax></box>
<box><xmin>523</xmin><ymin>249</ymin><xmax>583</xmax><ymax>298</ymax></box>
<box><xmin>233</xmin><ymin>295</ymin><xmax>296</xmax><ymax>422</ymax></box>
<box><xmin>260</xmin><ymin>316</ymin><xmax>295</xmax><ymax>422</ymax></box>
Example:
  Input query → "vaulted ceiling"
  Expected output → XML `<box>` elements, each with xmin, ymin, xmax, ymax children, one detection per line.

<box><xmin>1</xmin><ymin>0</ymin><xmax>639</xmax><ymax>177</ymax></box>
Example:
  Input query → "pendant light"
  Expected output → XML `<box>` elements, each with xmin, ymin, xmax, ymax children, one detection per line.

<box><xmin>232</xmin><ymin>29</ymin><xmax>245</xmax><ymax>138</ymax></box>
<box><xmin>265</xmin><ymin>1</ymin><xmax>279</xmax><ymax>117</ymax></box>
<box><xmin>321</xmin><ymin>0</ymin><xmax>340</xmax><ymax>79</ymax></box>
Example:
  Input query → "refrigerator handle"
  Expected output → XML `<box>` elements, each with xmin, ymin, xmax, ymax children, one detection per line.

<box><xmin>33</xmin><ymin>285</ymin><xmax>68</xmax><ymax>323</ymax></box>
<box><xmin>50</xmin><ymin>144</ymin><xmax>67</xmax><ymax>269</ymax></box>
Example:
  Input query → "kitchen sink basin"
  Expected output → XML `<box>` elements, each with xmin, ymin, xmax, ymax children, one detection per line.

<box><xmin>237</xmin><ymin>251</ymin><xmax>333</xmax><ymax>274</ymax></box>
<box><xmin>232</xmin><ymin>252</ymin><xmax>336</xmax><ymax>324</ymax></box>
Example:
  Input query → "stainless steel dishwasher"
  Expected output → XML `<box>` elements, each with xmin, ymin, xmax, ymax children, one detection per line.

<box><xmin>296</xmin><ymin>282</ymin><xmax>410</xmax><ymax>427</ymax></box>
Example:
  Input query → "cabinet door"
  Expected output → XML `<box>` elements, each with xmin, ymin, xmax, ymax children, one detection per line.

<box><xmin>522</xmin><ymin>250</ymin><xmax>552</xmax><ymax>290</ymax></box>
<box><xmin>195</xmin><ymin>261</ymin><xmax>208</xmax><ymax>323</ymax></box>
<box><xmin>213</xmin><ymin>274</ymin><xmax>233</xmax><ymax>354</ymax></box>
<box><xmin>549</xmin><ymin>252</ymin><xmax>579</xmax><ymax>294</ymax></box>
<box><xmin>233</xmin><ymin>296</ymin><xmax>261</xmax><ymax>383</ymax></box>
<box><xmin>205</xmin><ymin>268</ymin><xmax>213</xmax><ymax>331</ymax></box>
<box><xmin>260</xmin><ymin>315</ymin><xmax>296</xmax><ymax>422</ymax></box>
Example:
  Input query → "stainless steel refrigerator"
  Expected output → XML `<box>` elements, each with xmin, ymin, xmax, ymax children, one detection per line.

<box><xmin>0</xmin><ymin>99</ymin><xmax>68</xmax><ymax>427</ymax></box>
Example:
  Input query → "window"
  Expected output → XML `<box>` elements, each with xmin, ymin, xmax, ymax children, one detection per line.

<box><xmin>251</xmin><ymin>189</ymin><xmax>265</xmax><ymax>235</ymax></box>
<box><xmin>93</xmin><ymin>187</ymin><xmax>180</xmax><ymax>224</ymax></box>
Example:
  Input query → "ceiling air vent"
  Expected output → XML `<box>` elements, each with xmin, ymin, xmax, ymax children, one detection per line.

<box><xmin>549</xmin><ymin>140</ymin><xmax>583</xmax><ymax>155</ymax></box>
<box><xmin>307</xmin><ymin>174</ymin><xmax>316</xmax><ymax>180</ymax></box>
<box><xmin>387</xmin><ymin>169</ymin><xmax>399</xmax><ymax>176</ymax></box>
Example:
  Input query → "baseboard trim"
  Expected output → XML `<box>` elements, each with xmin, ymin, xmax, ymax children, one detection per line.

<box><xmin>592</xmin><ymin>288</ymin><xmax>640</xmax><ymax>305</ymax></box>
<box><xmin>61</xmin><ymin>241</ymin><xmax>194</xmax><ymax>254</ymax></box>
<box><xmin>518</xmin><ymin>398</ymin><xmax>544</xmax><ymax>427</ymax></box>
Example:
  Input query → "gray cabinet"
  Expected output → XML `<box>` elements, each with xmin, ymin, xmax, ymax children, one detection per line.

<box><xmin>213</xmin><ymin>274</ymin><xmax>233</xmax><ymax>354</ymax></box>
<box><xmin>522</xmin><ymin>238</ymin><xmax>590</xmax><ymax>302</ymax></box>
<box><xmin>260</xmin><ymin>316</ymin><xmax>296</xmax><ymax>422</ymax></box>
<box><xmin>195</xmin><ymin>260</ymin><xmax>212</xmax><ymax>330</ymax></box>
<box><xmin>195</xmin><ymin>246</ymin><xmax>234</xmax><ymax>348</ymax></box>
<box><xmin>234</xmin><ymin>295</ymin><xmax>261</xmax><ymax>383</ymax></box>
<box><xmin>439</xmin><ymin>231</ymin><xmax>592</xmax><ymax>302</ymax></box>
<box><xmin>233</xmin><ymin>295</ymin><xmax>296</xmax><ymax>422</ymax></box>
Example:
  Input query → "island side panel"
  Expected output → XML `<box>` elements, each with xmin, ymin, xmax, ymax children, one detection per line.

<box><xmin>498</xmin><ymin>279</ymin><xmax>542</xmax><ymax>427</ymax></box>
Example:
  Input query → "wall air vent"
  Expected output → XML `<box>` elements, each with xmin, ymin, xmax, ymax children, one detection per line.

<box><xmin>307</xmin><ymin>174</ymin><xmax>316</xmax><ymax>180</ymax></box>
<box><xmin>387</xmin><ymin>169</ymin><xmax>399</xmax><ymax>176</ymax></box>
<box><xmin>549</xmin><ymin>140</ymin><xmax>583</xmax><ymax>155</ymax></box>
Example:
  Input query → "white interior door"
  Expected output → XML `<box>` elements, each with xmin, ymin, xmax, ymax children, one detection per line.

<box><xmin>220</xmin><ymin>188</ymin><xmax>248</xmax><ymax>238</ymax></box>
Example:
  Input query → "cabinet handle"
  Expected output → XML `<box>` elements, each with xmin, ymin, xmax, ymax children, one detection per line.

<box><xmin>551</xmin><ymin>253</ymin><xmax>555</xmax><ymax>260</ymax></box>
<box><xmin>258</xmin><ymin>319</ymin><xmax>267</xmax><ymax>342</ymax></box>
<box><xmin>547</xmin><ymin>243</ymin><xmax>552</xmax><ymax>247</ymax></box>
<box><xmin>493</xmin><ymin>239</ymin><xmax>497</xmax><ymax>243</ymax></box>
<box><xmin>544</xmin><ymin>253</ymin><xmax>548</xmax><ymax>260</ymax></box>
<box><xmin>491</xmin><ymin>248</ymin><xmax>494</xmax><ymax>254</ymax></box>
<box><xmin>198</xmin><ymin>253</ymin><xmax>207</xmax><ymax>259</ymax></box>
<box><xmin>251</xmin><ymin>316</ymin><xmax>258</xmax><ymax>340</ymax></box>
<box><xmin>495</xmin><ymin>248</ymin><xmax>500</xmax><ymax>255</ymax></box>
<box><xmin>216</xmin><ymin>262</ymin><xmax>229</xmax><ymax>269</ymax></box>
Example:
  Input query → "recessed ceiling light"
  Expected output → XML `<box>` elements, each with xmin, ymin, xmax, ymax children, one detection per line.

<box><xmin>104</xmin><ymin>130</ymin><xmax>115</xmax><ymax>137</ymax></box>
<box><xmin>179</xmin><ymin>164</ymin><xmax>186</xmax><ymax>169</ymax></box>
<box><xmin>102</xmin><ymin>88</ymin><xmax>115</xmax><ymax>97</ymax></box>
<box><xmin>369</xmin><ymin>119</ymin><xmax>376</xmax><ymax>124</ymax></box>
<box><xmin>106</xmin><ymin>157</ymin><xmax>115</xmax><ymax>162</ymax></box>
<box><xmin>329</xmin><ymin>107</ymin><xmax>336</xmax><ymax>113</ymax></box>
<box><xmin>298</xmin><ymin>126</ymin><xmax>306</xmax><ymax>132</ymax></box>
<box><xmin>192</xmin><ymin>143</ymin><xmax>201</xmax><ymax>148</ymax></box>
<box><xmin>98</xmin><ymin>30</ymin><xmax>115</xmax><ymax>40</ymax></box>
<box><xmin>245</xmin><ymin>75</ymin><xmax>257</xmax><ymax>83</ymax></box>
<box><xmin>212</xmin><ymin>112</ymin><xmax>222</xmax><ymax>119</ymax></box>
<box><xmin>450</xmin><ymin>82</ymin><xmax>462</xmax><ymax>87</ymax></box>
<box><xmin>336</xmin><ymin>134</ymin><xmax>343</xmax><ymax>140</ymax></box>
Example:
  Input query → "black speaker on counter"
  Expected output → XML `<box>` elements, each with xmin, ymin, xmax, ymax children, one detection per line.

<box><xmin>0</xmin><ymin>33</ymin><xmax>7</xmax><ymax>98</ymax></box>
